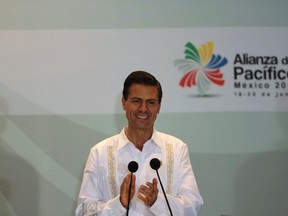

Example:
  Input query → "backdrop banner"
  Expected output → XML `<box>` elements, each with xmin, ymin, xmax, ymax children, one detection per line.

<box><xmin>1</xmin><ymin>27</ymin><xmax>288</xmax><ymax>114</ymax></box>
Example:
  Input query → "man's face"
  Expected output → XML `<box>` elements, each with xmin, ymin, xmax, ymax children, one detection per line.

<box><xmin>122</xmin><ymin>83</ymin><xmax>161</xmax><ymax>131</ymax></box>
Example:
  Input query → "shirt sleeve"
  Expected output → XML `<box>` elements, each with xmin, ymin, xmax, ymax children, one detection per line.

<box><xmin>75</xmin><ymin>148</ymin><xmax>127</xmax><ymax>216</ymax></box>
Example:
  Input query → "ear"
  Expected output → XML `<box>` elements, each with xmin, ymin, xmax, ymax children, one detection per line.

<box><xmin>157</xmin><ymin>103</ymin><xmax>161</xmax><ymax>113</ymax></box>
<box><xmin>121</xmin><ymin>97</ymin><xmax>126</xmax><ymax>111</ymax></box>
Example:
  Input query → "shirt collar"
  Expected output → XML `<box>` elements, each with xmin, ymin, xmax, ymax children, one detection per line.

<box><xmin>117</xmin><ymin>127</ymin><xmax>130</xmax><ymax>150</ymax></box>
<box><xmin>117</xmin><ymin>127</ymin><xmax>163</xmax><ymax>151</ymax></box>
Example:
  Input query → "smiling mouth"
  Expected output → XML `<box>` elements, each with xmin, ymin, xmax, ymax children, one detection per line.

<box><xmin>136</xmin><ymin>114</ymin><xmax>149</xmax><ymax>120</ymax></box>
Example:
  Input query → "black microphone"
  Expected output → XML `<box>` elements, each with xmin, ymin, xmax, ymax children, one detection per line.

<box><xmin>150</xmin><ymin>158</ymin><xmax>173</xmax><ymax>216</ymax></box>
<box><xmin>128</xmin><ymin>161</ymin><xmax>139</xmax><ymax>173</ymax></box>
<box><xmin>126</xmin><ymin>161</ymin><xmax>138</xmax><ymax>216</ymax></box>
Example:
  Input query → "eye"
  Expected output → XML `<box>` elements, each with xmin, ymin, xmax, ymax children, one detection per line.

<box><xmin>131</xmin><ymin>99</ymin><xmax>141</xmax><ymax>104</ymax></box>
<box><xmin>147</xmin><ymin>100</ymin><xmax>157</xmax><ymax>105</ymax></box>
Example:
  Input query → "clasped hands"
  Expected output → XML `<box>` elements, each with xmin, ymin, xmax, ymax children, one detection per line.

<box><xmin>120</xmin><ymin>173</ymin><xmax>159</xmax><ymax>207</ymax></box>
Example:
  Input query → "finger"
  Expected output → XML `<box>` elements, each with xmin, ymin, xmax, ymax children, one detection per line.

<box><xmin>128</xmin><ymin>173</ymin><xmax>136</xmax><ymax>190</ymax></box>
<box><xmin>137</xmin><ymin>191</ymin><xmax>150</xmax><ymax>204</ymax></box>
<box><xmin>152</xmin><ymin>178</ymin><xmax>158</xmax><ymax>185</ymax></box>
<box><xmin>138</xmin><ymin>186</ymin><xmax>153</xmax><ymax>202</ymax></box>
<box><xmin>120</xmin><ymin>173</ymin><xmax>136</xmax><ymax>207</ymax></box>
<box><xmin>123</xmin><ymin>174</ymin><xmax>130</xmax><ymax>184</ymax></box>
<box><xmin>137</xmin><ymin>190</ymin><xmax>156</xmax><ymax>206</ymax></box>
<box><xmin>138</xmin><ymin>186</ymin><xmax>150</xmax><ymax>196</ymax></box>
<box><xmin>146</xmin><ymin>182</ymin><xmax>153</xmax><ymax>187</ymax></box>
<box><xmin>124</xmin><ymin>173</ymin><xmax>136</xmax><ymax>186</ymax></box>
<box><xmin>146</xmin><ymin>181</ymin><xmax>157</xmax><ymax>192</ymax></box>
<box><xmin>137</xmin><ymin>191</ymin><xmax>147</xmax><ymax>200</ymax></box>
<box><xmin>146</xmin><ymin>178</ymin><xmax>158</xmax><ymax>187</ymax></box>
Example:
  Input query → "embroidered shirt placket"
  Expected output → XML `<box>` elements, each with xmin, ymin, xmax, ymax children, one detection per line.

<box><xmin>107</xmin><ymin>144</ymin><xmax>174</xmax><ymax>198</ymax></box>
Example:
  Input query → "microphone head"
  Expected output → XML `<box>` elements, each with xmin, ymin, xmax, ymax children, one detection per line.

<box><xmin>128</xmin><ymin>161</ymin><xmax>138</xmax><ymax>173</ymax></box>
<box><xmin>150</xmin><ymin>158</ymin><xmax>161</xmax><ymax>170</ymax></box>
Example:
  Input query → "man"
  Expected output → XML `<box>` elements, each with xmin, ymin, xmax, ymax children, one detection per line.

<box><xmin>76</xmin><ymin>71</ymin><xmax>203</xmax><ymax>215</ymax></box>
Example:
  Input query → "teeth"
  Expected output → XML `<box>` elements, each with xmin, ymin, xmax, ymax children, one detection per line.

<box><xmin>137</xmin><ymin>115</ymin><xmax>148</xmax><ymax>119</ymax></box>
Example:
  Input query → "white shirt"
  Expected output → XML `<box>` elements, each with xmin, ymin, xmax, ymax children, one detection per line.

<box><xmin>76</xmin><ymin>128</ymin><xmax>203</xmax><ymax>216</ymax></box>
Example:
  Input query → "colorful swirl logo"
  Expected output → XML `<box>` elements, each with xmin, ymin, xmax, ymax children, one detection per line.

<box><xmin>174</xmin><ymin>41</ymin><xmax>228</xmax><ymax>95</ymax></box>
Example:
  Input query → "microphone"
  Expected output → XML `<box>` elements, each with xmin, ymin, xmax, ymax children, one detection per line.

<box><xmin>150</xmin><ymin>158</ymin><xmax>161</xmax><ymax>170</ymax></box>
<box><xmin>128</xmin><ymin>161</ymin><xmax>139</xmax><ymax>173</ymax></box>
<box><xmin>150</xmin><ymin>158</ymin><xmax>173</xmax><ymax>216</ymax></box>
<box><xmin>126</xmin><ymin>161</ymin><xmax>138</xmax><ymax>216</ymax></box>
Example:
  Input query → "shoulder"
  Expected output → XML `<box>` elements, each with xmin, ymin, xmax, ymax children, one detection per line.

<box><xmin>154</xmin><ymin>131</ymin><xmax>191</xmax><ymax>162</ymax></box>
<box><xmin>154</xmin><ymin>130</ymin><xmax>187</xmax><ymax>148</ymax></box>
<box><xmin>90</xmin><ymin>134</ymin><xmax>120</xmax><ymax>152</ymax></box>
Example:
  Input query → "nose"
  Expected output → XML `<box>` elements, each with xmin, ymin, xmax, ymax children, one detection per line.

<box><xmin>139</xmin><ymin>101</ymin><xmax>148</xmax><ymax>112</ymax></box>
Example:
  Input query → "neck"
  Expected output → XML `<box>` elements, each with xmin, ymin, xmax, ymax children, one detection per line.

<box><xmin>125</xmin><ymin>127</ymin><xmax>153</xmax><ymax>151</ymax></box>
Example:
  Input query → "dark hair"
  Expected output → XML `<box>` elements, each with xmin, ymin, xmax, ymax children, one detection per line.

<box><xmin>122</xmin><ymin>71</ymin><xmax>163</xmax><ymax>103</ymax></box>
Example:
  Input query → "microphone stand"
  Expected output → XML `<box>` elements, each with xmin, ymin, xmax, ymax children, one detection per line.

<box><xmin>126</xmin><ymin>173</ymin><xmax>133</xmax><ymax>216</ymax></box>
<box><xmin>155</xmin><ymin>169</ymin><xmax>173</xmax><ymax>216</ymax></box>
<box><xmin>126</xmin><ymin>161</ymin><xmax>138</xmax><ymax>216</ymax></box>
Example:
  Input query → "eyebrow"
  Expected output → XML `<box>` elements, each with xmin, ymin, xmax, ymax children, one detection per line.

<box><xmin>130</xmin><ymin>97</ymin><xmax>157</xmax><ymax>101</ymax></box>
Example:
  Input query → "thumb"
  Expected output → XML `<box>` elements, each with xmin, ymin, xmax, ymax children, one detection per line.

<box><xmin>152</xmin><ymin>177</ymin><xmax>158</xmax><ymax>185</ymax></box>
